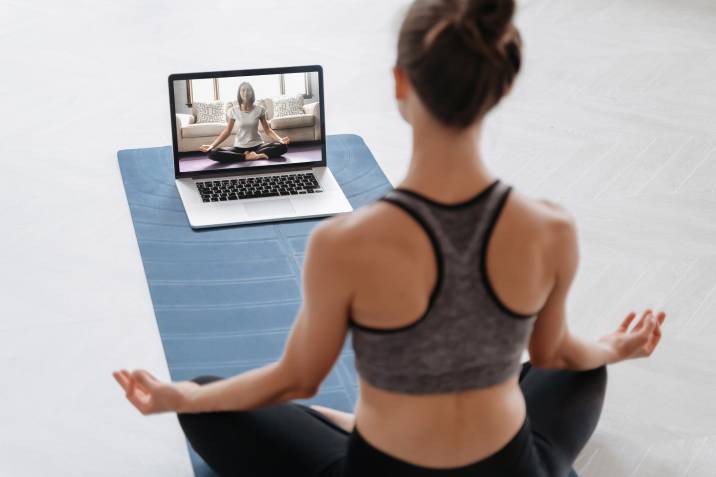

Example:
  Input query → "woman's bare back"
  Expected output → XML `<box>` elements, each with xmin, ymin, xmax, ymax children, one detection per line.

<box><xmin>331</xmin><ymin>185</ymin><xmax>570</xmax><ymax>467</ymax></box>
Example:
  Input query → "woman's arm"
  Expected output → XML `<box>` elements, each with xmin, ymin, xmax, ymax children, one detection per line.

<box><xmin>178</xmin><ymin>358</ymin><xmax>308</xmax><ymax>413</ymax></box>
<box><xmin>180</xmin><ymin>219</ymin><xmax>352</xmax><ymax>413</ymax></box>
<box><xmin>200</xmin><ymin>118</ymin><xmax>235</xmax><ymax>152</ymax></box>
<box><xmin>260</xmin><ymin>115</ymin><xmax>287</xmax><ymax>143</ymax></box>
<box><xmin>528</xmin><ymin>210</ymin><xmax>665</xmax><ymax>370</ymax></box>
<box><xmin>113</xmin><ymin>217</ymin><xmax>354</xmax><ymax>415</ymax></box>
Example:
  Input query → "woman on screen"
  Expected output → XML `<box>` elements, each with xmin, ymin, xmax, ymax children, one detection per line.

<box><xmin>199</xmin><ymin>81</ymin><xmax>290</xmax><ymax>162</ymax></box>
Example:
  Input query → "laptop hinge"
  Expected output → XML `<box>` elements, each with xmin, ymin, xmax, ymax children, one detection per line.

<box><xmin>187</xmin><ymin>164</ymin><xmax>316</xmax><ymax>181</ymax></box>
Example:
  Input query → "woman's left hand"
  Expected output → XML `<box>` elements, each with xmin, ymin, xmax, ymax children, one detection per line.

<box><xmin>280</xmin><ymin>136</ymin><xmax>290</xmax><ymax>145</ymax></box>
<box><xmin>112</xmin><ymin>369</ymin><xmax>200</xmax><ymax>415</ymax></box>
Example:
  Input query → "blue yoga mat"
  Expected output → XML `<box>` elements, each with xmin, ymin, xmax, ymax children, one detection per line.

<box><xmin>118</xmin><ymin>134</ymin><xmax>391</xmax><ymax>476</ymax></box>
<box><xmin>118</xmin><ymin>134</ymin><xmax>578</xmax><ymax>477</ymax></box>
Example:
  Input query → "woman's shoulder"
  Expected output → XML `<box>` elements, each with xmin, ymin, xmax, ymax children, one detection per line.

<box><xmin>309</xmin><ymin>206</ymin><xmax>382</xmax><ymax>248</ymax></box>
<box><xmin>314</xmin><ymin>187</ymin><xmax>574</xmax><ymax>252</ymax></box>
<box><xmin>226</xmin><ymin>104</ymin><xmax>239</xmax><ymax>117</ymax></box>
<box><xmin>507</xmin><ymin>188</ymin><xmax>577</xmax><ymax>254</ymax></box>
<box><xmin>512</xmin><ymin>188</ymin><xmax>574</xmax><ymax>229</ymax></box>
<box><xmin>320</xmin><ymin>201</ymin><xmax>412</xmax><ymax>252</ymax></box>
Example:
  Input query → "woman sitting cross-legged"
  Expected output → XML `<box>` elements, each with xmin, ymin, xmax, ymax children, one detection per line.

<box><xmin>199</xmin><ymin>81</ymin><xmax>290</xmax><ymax>163</ymax></box>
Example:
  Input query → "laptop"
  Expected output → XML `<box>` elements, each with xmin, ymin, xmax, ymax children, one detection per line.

<box><xmin>169</xmin><ymin>65</ymin><xmax>353</xmax><ymax>228</ymax></box>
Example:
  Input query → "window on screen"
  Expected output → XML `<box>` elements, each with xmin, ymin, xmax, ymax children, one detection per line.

<box><xmin>189</xmin><ymin>73</ymin><xmax>310</xmax><ymax>105</ymax></box>
<box><xmin>189</xmin><ymin>78</ymin><xmax>215</xmax><ymax>103</ymax></box>
<box><xmin>217</xmin><ymin>75</ymin><xmax>281</xmax><ymax>102</ymax></box>
<box><xmin>283</xmin><ymin>72</ymin><xmax>308</xmax><ymax>96</ymax></box>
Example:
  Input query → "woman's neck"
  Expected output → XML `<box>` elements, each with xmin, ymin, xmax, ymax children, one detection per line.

<box><xmin>399</xmin><ymin>119</ymin><xmax>495</xmax><ymax>199</ymax></box>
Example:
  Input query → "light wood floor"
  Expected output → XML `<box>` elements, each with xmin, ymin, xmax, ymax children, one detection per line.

<box><xmin>0</xmin><ymin>0</ymin><xmax>713</xmax><ymax>475</ymax></box>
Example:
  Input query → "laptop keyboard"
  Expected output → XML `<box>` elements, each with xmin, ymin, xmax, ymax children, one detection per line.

<box><xmin>196</xmin><ymin>172</ymin><xmax>323</xmax><ymax>202</ymax></box>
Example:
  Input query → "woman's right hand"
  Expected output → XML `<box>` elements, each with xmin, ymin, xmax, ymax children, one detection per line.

<box><xmin>597</xmin><ymin>309</ymin><xmax>666</xmax><ymax>364</ymax></box>
<box><xmin>199</xmin><ymin>144</ymin><xmax>213</xmax><ymax>153</ymax></box>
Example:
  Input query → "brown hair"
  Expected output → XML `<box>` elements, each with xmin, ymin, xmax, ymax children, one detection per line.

<box><xmin>237</xmin><ymin>82</ymin><xmax>256</xmax><ymax>109</ymax></box>
<box><xmin>396</xmin><ymin>0</ymin><xmax>522</xmax><ymax>128</ymax></box>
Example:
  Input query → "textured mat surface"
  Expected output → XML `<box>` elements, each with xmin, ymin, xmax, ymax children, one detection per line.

<box><xmin>118</xmin><ymin>134</ymin><xmax>391</xmax><ymax>476</ymax></box>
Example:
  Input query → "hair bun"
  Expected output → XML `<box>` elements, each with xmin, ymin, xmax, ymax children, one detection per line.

<box><xmin>461</xmin><ymin>0</ymin><xmax>515</xmax><ymax>48</ymax></box>
<box><xmin>395</xmin><ymin>0</ymin><xmax>522</xmax><ymax>128</ymax></box>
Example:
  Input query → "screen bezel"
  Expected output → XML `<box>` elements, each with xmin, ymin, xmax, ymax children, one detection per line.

<box><xmin>168</xmin><ymin>65</ymin><xmax>325</xmax><ymax>179</ymax></box>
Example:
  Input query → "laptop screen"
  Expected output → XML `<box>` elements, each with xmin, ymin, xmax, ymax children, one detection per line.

<box><xmin>170</xmin><ymin>66</ymin><xmax>324</xmax><ymax>178</ymax></box>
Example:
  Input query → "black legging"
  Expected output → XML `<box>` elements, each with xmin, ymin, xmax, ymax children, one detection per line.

<box><xmin>208</xmin><ymin>142</ymin><xmax>288</xmax><ymax>163</ymax></box>
<box><xmin>177</xmin><ymin>361</ymin><xmax>607</xmax><ymax>477</ymax></box>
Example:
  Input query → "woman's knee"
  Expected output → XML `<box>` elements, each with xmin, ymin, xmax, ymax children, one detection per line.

<box><xmin>176</xmin><ymin>409</ymin><xmax>229</xmax><ymax>450</ymax></box>
<box><xmin>562</xmin><ymin>365</ymin><xmax>607</xmax><ymax>403</ymax></box>
<box><xmin>264</xmin><ymin>142</ymin><xmax>288</xmax><ymax>157</ymax></box>
<box><xmin>571</xmin><ymin>365</ymin><xmax>608</xmax><ymax>423</ymax></box>
<box><xmin>523</xmin><ymin>364</ymin><xmax>608</xmax><ymax>418</ymax></box>
<box><xmin>190</xmin><ymin>374</ymin><xmax>223</xmax><ymax>385</ymax></box>
<box><xmin>595</xmin><ymin>364</ymin><xmax>607</xmax><ymax>383</ymax></box>
<box><xmin>177</xmin><ymin>376</ymin><xmax>224</xmax><ymax>437</ymax></box>
<box><xmin>207</xmin><ymin>149</ymin><xmax>223</xmax><ymax>161</ymax></box>
<box><xmin>587</xmin><ymin>365</ymin><xmax>608</xmax><ymax>396</ymax></box>
<box><xmin>208</xmin><ymin>148</ymin><xmax>242</xmax><ymax>163</ymax></box>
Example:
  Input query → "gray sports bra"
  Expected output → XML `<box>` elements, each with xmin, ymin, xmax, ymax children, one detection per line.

<box><xmin>348</xmin><ymin>179</ymin><xmax>539</xmax><ymax>394</ymax></box>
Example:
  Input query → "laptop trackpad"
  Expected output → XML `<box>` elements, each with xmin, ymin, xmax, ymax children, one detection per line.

<box><xmin>244</xmin><ymin>199</ymin><xmax>295</xmax><ymax>217</ymax></box>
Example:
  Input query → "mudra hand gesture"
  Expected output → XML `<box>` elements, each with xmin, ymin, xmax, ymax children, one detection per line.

<box><xmin>598</xmin><ymin>309</ymin><xmax>666</xmax><ymax>364</ymax></box>
<box><xmin>112</xmin><ymin>369</ymin><xmax>200</xmax><ymax>415</ymax></box>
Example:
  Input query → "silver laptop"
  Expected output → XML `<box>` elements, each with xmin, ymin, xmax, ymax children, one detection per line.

<box><xmin>169</xmin><ymin>65</ymin><xmax>353</xmax><ymax>228</ymax></box>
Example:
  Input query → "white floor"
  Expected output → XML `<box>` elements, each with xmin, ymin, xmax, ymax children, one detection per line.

<box><xmin>1</xmin><ymin>0</ymin><xmax>715</xmax><ymax>475</ymax></box>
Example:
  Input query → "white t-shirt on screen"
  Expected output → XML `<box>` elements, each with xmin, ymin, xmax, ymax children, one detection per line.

<box><xmin>227</xmin><ymin>104</ymin><xmax>265</xmax><ymax>148</ymax></box>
